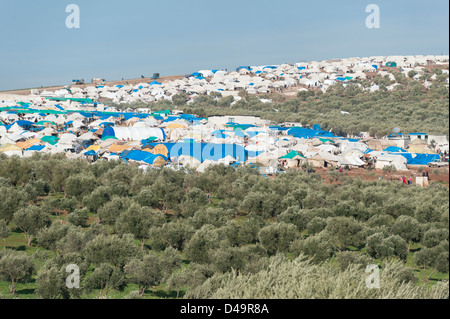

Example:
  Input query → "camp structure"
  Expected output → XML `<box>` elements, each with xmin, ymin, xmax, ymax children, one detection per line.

<box><xmin>307</xmin><ymin>152</ymin><xmax>341</xmax><ymax>168</ymax></box>
<box><xmin>102</xmin><ymin>127</ymin><xmax>166</xmax><ymax>141</ymax></box>
<box><xmin>0</xmin><ymin>143</ymin><xmax>23</xmax><ymax>157</ymax></box>
<box><xmin>375</xmin><ymin>154</ymin><xmax>408</xmax><ymax>171</ymax></box>
<box><xmin>279</xmin><ymin>150</ymin><xmax>306</xmax><ymax>168</ymax></box>
<box><xmin>119</xmin><ymin>150</ymin><xmax>168</xmax><ymax>167</ymax></box>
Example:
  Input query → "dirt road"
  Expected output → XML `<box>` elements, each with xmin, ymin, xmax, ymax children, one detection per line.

<box><xmin>0</xmin><ymin>75</ymin><xmax>185</xmax><ymax>96</ymax></box>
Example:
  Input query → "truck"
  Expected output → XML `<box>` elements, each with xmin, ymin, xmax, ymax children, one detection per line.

<box><xmin>427</xmin><ymin>158</ymin><xmax>449</xmax><ymax>168</ymax></box>
<box><xmin>93</xmin><ymin>78</ymin><xmax>106</xmax><ymax>85</ymax></box>
<box><xmin>72</xmin><ymin>79</ymin><xmax>85</xmax><ymax>85</ymax></box>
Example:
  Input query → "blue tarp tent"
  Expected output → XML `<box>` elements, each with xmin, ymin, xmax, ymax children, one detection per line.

<box><xmin>393</xmin><ymin>153</ymin><xmax>440</xmax><ymax>165</ymax></box>
<box><xmin>14</xmin><ymin>120</ymin><xmax>35</xmax><ymax>128</ymax></box>
<box><xmin>287</xmin><ymin>127</ymin><xmax>335</xmax><ymax>139</ymax></box>
<box><xmin>147</xmin><ymin>142</ymin><xmax>248</xmax><ymax>163</ymax></box>
<box><xmin>26</xmin><ymin>145</ymin><xmax>45</xmax><ymax>151</ymax></box>
<box><xmin>119</xmin><ymin>150</ymin><xmax>167</xmax><ymax>164</ymax></box>
<box><xmin>84</xmin><ymin>150</ymin><xmax>97</xmax><ymax>156</ymax></box>
<box><xmin>384</xmin><ymin>146</ymin><xmax>407</xmax><ymax>153</ymax></box>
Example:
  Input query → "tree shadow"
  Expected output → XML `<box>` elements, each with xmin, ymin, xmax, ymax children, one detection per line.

<box><xmin>12</xmin><ymin>245</ymin><xmax>27</xmax><ymax>251</ymax></box>
<box><xmin>409</xmin><ymin>247</ymin><xmax>421</xmax><ymax>253</ymax></box>
<box><xmin>150</xmin><ymin>289</ymin><xmax>183</xmax><ymax>299</ymax></box>
<box><xmin>16</xmin><ymin>288</ymin><xmax>35</xmax><ymax>295</ymax></box>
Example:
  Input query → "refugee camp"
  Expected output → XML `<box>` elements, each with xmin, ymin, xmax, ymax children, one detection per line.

<box><xmin>0</xmin><ymin>0</ymin><xmax>448</xmax><ymax>305</ymax></box>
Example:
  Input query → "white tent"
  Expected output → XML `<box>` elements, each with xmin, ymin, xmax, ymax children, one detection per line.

<box><xmin>375</xmin><ymin>154</ymin><xmax>408</xmax><ymax>171</ymax></box>
<box><xmin>104</xmin><ymin>127</ymin><xmax>165</xmax><ymax>141</ymax></box>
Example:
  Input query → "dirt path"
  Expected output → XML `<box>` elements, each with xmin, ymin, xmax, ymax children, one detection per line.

<box><xmin>0</xmin><ymin>75</ymin><xmax>185</xmax><ymax>96</ymax></box>
<box><xmin>312</xmin><ymin>166</ymin><xmax>449</xmax><ymax>187</ymax></box>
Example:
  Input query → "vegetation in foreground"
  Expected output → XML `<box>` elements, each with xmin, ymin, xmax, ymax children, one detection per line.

<box><xmin>0</xmin><ymin>154</ymin><xmax>448</xmax><ymax>299</ymax></box>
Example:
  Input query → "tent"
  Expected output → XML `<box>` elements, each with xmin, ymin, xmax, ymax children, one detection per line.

<box><xmin>147</xmin><ymin>142</ymin><xmax>248</xmax><ymax>163</ymax></box>
<box><xmin>375</xmin><ymin>154</ymin><xmax>408</xmax><ymax>170</ymax></box>
<box><xmin>393</xmin><ymin>153</ymin><xmax>440</xmax><ymax>165</ymax></box>
<box><xmin>102</xmin><ymin>127</ymin><xmax>166</xmax><ymax>141</ymax></box>
<box><xmin>384</xmin><ymin>146</ymin><xmax>407</xmax><ymax>153</ymax></box>
<box><xmin>120</xmin><ymin>150</ymin><xmax>168</xmax><ymax>166</ymax></box>
<box><xmin>280</xmin><ymin>150</ymin><xmax>306</xmax><ymax>168</ymax></box>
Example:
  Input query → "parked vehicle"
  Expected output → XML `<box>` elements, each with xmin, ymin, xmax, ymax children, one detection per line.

<box><xmin>427</xmin><ymin>159</ymin><xmax>449</xmax><ymax>167</ymax></box>
<box><xmin>72</xmin><ymin>79</ymin><xmax>85</xmax><ymax>85</ymax></box>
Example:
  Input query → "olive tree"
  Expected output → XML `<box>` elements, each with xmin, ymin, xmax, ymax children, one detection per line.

<box><xmin>13</xmin><ymin>205</ymin><xmax>51</xmax><ymax>246</ymax></box>
<box><xmin>0</xmin><ymin>249</ymin><xmax>34</xmax><ymax>295</ymax></box>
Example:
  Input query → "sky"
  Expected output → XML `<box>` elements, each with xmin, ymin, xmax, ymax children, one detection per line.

<box><xmin>0</xmin><ymin>0</ymin><xmax>448</xmax><ymax>91</ymax></box>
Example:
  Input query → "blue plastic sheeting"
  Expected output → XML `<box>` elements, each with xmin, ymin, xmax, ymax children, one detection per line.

<box><xmin>225</xmin><ymin>123</ymin><xmax>255</xmax><ymax>129</ymax></box>
<box><xmin>297</xmin><ymin>67</ymin><xmax>306</xmax><ymax>70</ymax></box>
<box><xmin>340</xmin><ymin>138</ymin><xmax>359</xmax><ymax>142</ymax></box>
<box><xmin>84</xmin><ymin>150</ymin><xmax>97</xmax><ymax>156</ymax></box>
<box><xmin>269</xmin><ymin>126</ymin><xmax>290</xmax><ymax>131</ymax></box>
<box><xmin>119</xmin><ymin>150</ymin><xmax>167</xmax><ymax>164</ymax></box>
<box><xmin>26</xmin><ymin>145</ymin><xmax>45</xmax><ymax>151</ymax></box>
<box><xmin>384</xmin><ymin>146</ymin><xmax>407</xmax><ymax>153</ymax></box>
<box><xmin>147</xmin><ymin>142</ymin><xmax>249</xmax><ymax>163</ymax></box>
<box><xmin>79</xmin><ymin>112</ymin><xmax>93</xmax><ymax>118</ymax></box>
<box><xmin>287</xmin><ymin>127</ymin><xmax>335</xmax><ymax>139</ymax></box>
<box><xmin>392</xmin><ymin>153</ymin><xmax>440</xmax><ymax>165</ymax></box>
<box><xmin>55</xmin><ymin>105</ymin><xmax>65</xmax><ymax>111</ymax></box>
<box><xmin>98</xmin><ymin>122</ymin><xmax>114</xmax><ymax>127</ymax></box>
<box><xmin>312</xmin><ymin>124</ymin><xmax>321</xmax><ymax>131</ymax></box>
<box><xmin>14</xmin><ymin>120</ymin><xmax>35</xmax><ymax>127</ymax></box>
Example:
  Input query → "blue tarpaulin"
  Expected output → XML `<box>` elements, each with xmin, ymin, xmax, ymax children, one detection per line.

<box><xmin>119</xmin><ymin>150</ymin><xmax>167</xmax><ymax>164</ymax></box>
<box><xmin>392</xmin><ymin>153</ymin><xmax>440</xmax><ymax>165</ymax></box>
<box><xmin>26</xmin><ymin>145</ymin><xmax>45</xmax><ymax>151</ymax></box>
<box><xmin>146</xmin><ymin>142</ymin><xmax>249</xmax><ymax>163</ymax></box>
<box><xmin>288</xmin><ymin>127</ymin><xmax>335</xmax><ymax>139</ymax></box>
<box><xmin>384</xmin><ymin>146</ymin><xmax>407</xmax><ymax>153</ymax></box>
